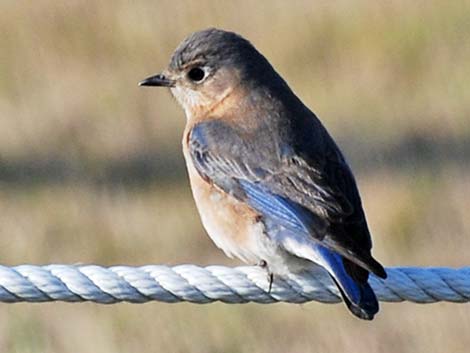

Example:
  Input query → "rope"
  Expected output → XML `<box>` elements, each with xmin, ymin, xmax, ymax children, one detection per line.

<box><xmin>0</xmin><ymin>264</ymin><xmax>469</xmax><ymax>304</ymax></box>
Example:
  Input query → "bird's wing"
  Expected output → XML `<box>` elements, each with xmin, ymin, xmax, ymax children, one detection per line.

<box><xmin>188</xmin><ymin>119</ymin><xmax>386</xmax><ymax>279</ymax></box>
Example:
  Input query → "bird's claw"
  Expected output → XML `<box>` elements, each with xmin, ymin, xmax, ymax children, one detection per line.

<box><xmin>256</xmin><ymin>260</ymin><xmax>274</xmax><ymax>293</ymax></box>
<box><xmin>268</xmin><ymin>272</ymin><xmax>274</xmax><ymax>293</ymax></box>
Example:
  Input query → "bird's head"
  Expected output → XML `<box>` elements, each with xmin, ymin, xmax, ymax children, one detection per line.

<box><xmin>139</xmin><ymin>28</ymin><xmax>280</xmax><ymax>118</ymax></box>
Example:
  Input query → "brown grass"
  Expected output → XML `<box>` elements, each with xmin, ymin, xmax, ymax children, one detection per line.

<box><xmin>0</xmin><ymin>1</ymin><xmax>470</xmax><ymax>352</ymax></box>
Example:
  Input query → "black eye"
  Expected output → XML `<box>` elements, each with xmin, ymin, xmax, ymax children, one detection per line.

<box><xmin>187</xmin><ymin>67</ymin><xmax>205</xmax><ymax>82</ymax></box>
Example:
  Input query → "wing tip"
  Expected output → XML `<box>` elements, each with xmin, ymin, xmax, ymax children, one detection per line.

<box><xmin>369</xmin><ymin>257</ymin><xmax>387</xmax><ymax>279</ymax></box>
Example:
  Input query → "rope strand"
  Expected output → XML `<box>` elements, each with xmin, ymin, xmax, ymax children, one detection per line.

<box><xmin>0</xmin><ymin>264</ymin><xmax>469</xmax><ymax>304</ymax></box>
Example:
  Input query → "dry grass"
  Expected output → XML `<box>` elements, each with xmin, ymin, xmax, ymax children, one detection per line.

<box><xmin>0</xmin><ymin>1</ymin><xmax>469</xmax><ymax>352</ymax></box>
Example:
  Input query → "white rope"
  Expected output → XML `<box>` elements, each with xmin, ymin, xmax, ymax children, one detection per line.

<box><xmin>0</xmin><ymin>264</ymin><xmax>469</xmax><ymax>304</ymax></box>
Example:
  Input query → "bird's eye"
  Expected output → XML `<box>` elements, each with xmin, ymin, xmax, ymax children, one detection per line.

<box><xmin>187</xmin><ymin>67</ymin><xmax>205</xmax><ymax>82</ymax></box>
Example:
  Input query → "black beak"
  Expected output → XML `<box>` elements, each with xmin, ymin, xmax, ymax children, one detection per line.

<box><xmin>139</xmin><ymin>73</ymin><xmax>175</xmax><ymax>87</ymax></box>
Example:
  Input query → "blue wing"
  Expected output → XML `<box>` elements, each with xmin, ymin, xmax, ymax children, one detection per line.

<box><xmin>189</xmin><ymin>120</ymin><xmax>385</xmax><ymax>278</ymax></box>
<box><xmin>188</xmin><ymin>120</ymin><xmax>384</xmax><ymax>319</ymax></box>
<box><xmin>238</xmin><ymin>179</ymin><xmax>378</xmax><ymax>319</ymax></box>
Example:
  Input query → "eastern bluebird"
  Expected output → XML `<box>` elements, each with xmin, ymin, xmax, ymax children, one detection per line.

<box><xmin>140</xmin><ymin>28</ymin><xmax>387</xmax><ymax>320</ymax></box>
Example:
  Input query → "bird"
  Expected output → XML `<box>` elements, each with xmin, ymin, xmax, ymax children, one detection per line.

<box><xmin>139</xmin><ymin>28</ymin><xmax>387</xmax><ymax>320</ymax></box>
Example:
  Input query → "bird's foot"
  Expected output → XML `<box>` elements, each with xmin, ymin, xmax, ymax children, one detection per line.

<box><xmin>257</xmin><ymin>260</ymin><xmax>274</xmax><ymax>293</ymax></box>
<box><xmin>267</xmin><ymin>272</ymin><xmax>274</xmax><ymax>293</ymax></box>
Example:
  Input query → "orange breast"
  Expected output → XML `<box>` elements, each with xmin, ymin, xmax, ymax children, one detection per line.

<box><xmin>182</xmin><ymin>130</ymin><xmax>264</xmax><ymax>263</ymax></box>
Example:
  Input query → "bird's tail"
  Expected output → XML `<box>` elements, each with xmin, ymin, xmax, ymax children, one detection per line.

<box><xmin>315</xmin><ymin>245</ymin><xmax>379</xmax><ymax>320</ymax></box>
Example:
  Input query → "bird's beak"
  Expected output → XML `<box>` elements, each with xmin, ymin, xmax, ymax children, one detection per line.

<box><xmin>139</xmin><ymin>73</ymin><xmax>175</xmax><ymax>87</ymax></box>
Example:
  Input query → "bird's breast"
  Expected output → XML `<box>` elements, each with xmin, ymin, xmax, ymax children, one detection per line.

<box><xmin>181</xmin><ymin>132</ymin><xmax>266</xmax><ymax>264</ymax></box>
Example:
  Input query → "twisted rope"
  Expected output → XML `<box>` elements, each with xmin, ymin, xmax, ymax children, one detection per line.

<box><xmin>0</xmin><ymin>264</ymin><xmax>469</xmax><ymax>304</ymax></box>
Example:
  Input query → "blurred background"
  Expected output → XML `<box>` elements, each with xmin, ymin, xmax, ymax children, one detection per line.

<box><xmin>0</xmin><ymin>1</ymin><xmax>469</xmax><ymax>352</ymax></box>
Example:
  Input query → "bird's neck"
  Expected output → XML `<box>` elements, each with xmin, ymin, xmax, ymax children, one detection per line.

<box><xmin>186</xmin><ymin>83</ymin><xmax>250</xmax><ymax>125</ymax></box>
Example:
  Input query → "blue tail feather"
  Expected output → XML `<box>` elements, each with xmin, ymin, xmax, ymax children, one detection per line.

<box><xmin>316</xmin><ymin>245</ymin><xmax>378</xmax><ymax>320</ymax></box>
